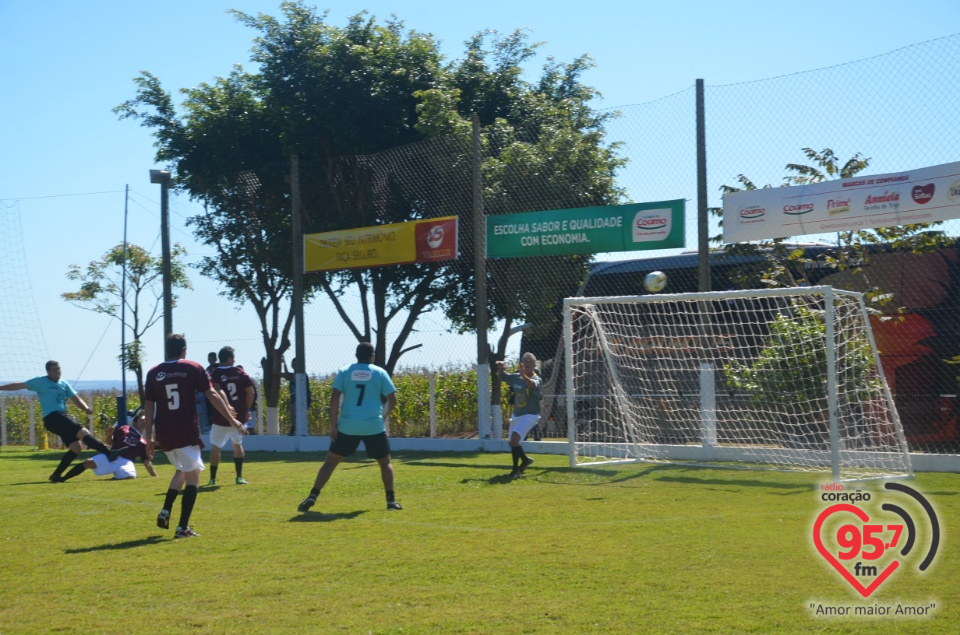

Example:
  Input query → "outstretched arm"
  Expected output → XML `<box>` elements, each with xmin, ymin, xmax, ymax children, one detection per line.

<box><xmin>0</xmin><ymin>382</ymin><xmax>28</xmax><ymax>391</ymax></box>
<box><xmin>70</xmin><ymin>394</ymin><xmax>94</xmax><ymax>415</ymax></box>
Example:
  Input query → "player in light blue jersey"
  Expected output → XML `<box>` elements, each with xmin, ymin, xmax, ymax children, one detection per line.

<box><xmin>297</xmin><ymin>342</ymin><xmax>402</xmax><ymax>512</ymax></box>
<box><xmin>1</xmin><ymin>360</ymin><xmax>118</xmax><ymax>482</ymax></box>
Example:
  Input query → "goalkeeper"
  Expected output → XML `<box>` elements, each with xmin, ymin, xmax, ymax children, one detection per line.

<box><xmin>496</xmin><ymin>353</ymin><xmax>540</xmax><ymax>479</ymax></box>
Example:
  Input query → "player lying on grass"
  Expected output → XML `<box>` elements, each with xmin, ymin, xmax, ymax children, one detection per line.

<box><xmin>60</xmin><ymin>419</ymin><xmax>157</xmax><ymax>481</ymax></box>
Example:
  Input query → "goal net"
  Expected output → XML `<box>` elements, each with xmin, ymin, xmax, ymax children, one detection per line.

<box><xmin>563</xmin><ymin>286</ymin><xmax>912</xmax><ymax>481</ymax></box>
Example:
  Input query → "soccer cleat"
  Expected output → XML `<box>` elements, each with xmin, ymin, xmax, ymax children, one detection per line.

<box><xmin>48</xmin><ymin>473</ymin><xmax>64</xmax><ymax>483</ymax></box>
<box><xmin>510</xmin><ymin>470</ymin><xmax>523</xmax><ymax>480</ymax></box>
<box><xmin>156</xmin><ymin>509</ymin><xmax>171</xmax><ymax>530</ymax></box>
<box><xmin>520</xmin><ymin>457</ymin><xmax>535</xmax><ymax>473</ymax></box>
<box><xmin>387</xmin><ymin>500</ymin><xmax>403</xmax><ymax>511</ymax></box>
<box><xmin>207</xmin><ymin>478</ymin><xmax>217</xmax><ymax>486</ymax></box>
<box><xmin>235</xmin><ymin>477</ymin><xmax>248</xmax><ymax>485</ymax></box>
<box><xmin>174</xmin><ymin>526</ymin><xmax>200</xmax><ymax>538</ymax></box>
<box><xmin>297</xmin><ymin>495</ymin><xmax>317</xmax><ymax>512</ymax></box>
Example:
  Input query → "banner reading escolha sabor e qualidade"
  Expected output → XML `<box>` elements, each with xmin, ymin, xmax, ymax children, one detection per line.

<box><xmin>486</xmin><ymin>200</ymin><xmax>685</xmax><ymax>259</ymax></box>
<box><xmin>722</xmin><ymin>161</ymin><xmax>960</xmax><ymax>243</ymax></box>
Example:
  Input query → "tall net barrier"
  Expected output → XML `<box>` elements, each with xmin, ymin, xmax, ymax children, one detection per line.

<box><xmin>564</xmin><ymin>287</ymin><xmax>913</xmax><ymax>481</ymax></box>
<box><xmin>0</xmin><ymin>203</ymin><xmax>49</xmax><ymax>381</ymax></box>
<box><xmin>77</xmin><ymin>34</ymin><xmax>958</xmax><ymax>447</ymax></box>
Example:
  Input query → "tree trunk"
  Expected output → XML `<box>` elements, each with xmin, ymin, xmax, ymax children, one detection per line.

<box><xmin>260</xmin><ymin>350</ymin><xmax>286</xmax><ymax>434</ymax></box>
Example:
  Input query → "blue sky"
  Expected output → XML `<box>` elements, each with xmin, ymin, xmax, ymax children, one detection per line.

<box><xmin>1</xmin><ymin>0</ymin><xmax>958</xmax><ymax>383</ymax></box>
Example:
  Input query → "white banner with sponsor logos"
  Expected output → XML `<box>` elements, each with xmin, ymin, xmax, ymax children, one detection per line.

<box><xmin>722</xmin><ymin>161</ymin><xmax>960</xmax><ymax>243</ymax></box>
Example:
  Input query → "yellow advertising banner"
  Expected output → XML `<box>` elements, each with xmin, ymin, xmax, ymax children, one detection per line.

<box><xmin>304</xmin><ymin>216</ymin><xmax>458</xmax><ymax>272</ymax></box>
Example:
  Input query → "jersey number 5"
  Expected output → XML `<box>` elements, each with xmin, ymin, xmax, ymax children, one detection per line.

<box><xmin>165</xmin><ymin>384</ymin><xmax>180</xmax><ymax>410</ymax></box>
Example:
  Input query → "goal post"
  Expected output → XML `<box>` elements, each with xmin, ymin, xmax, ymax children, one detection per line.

<box><xmin>562</xmin><ymin>286</ymin><xmax>913</xmax><ymax>481</ymax></box>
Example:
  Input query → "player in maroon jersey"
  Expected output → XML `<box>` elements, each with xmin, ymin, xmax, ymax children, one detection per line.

<box><xmin>207</xmin><ymin>346</ymin><xmax>254</xmax><ymax>485</ymax></box>
<box><xmin>143</xmin><ymin>334</ymin><xmax>245</xmax><ymax>539</ymax></box>
<box><xmin>60</xmin><ymin>419</ymin><xmax>158</xmax><ymax>481</ymax></box>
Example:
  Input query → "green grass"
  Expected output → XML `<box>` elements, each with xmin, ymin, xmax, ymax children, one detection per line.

<box><xmin>0</xmin><ymin>446</ymin><xmax>957</xmax><ymax>634</ymax></box>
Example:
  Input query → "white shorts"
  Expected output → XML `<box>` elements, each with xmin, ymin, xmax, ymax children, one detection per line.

<box><xmin>210</xmin><ymin>424</ymin><xmax>244</xmax><ymax>449</ymax></box>
<box><xmin>165</xmin><ymin>446</ymin><xmax>205</xmax><ymax>473</ymax></box>
<box><xmin>89</xmin><ymin>454</ymin><xmax>137</xmax><ymax>479</ymax></box>
<box><xmin>509</xmin><ymin>414</ymin><xmax>541</xmax><ymax>440</ymax></box>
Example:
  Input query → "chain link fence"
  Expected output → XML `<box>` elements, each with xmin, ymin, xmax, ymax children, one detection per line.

<box><xmin>8</xmin><ymin>34</ymin><xmax>957</xmax><ymax>451</ymax></box>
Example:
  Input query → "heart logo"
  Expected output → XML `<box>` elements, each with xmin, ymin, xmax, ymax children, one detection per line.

<box><xmin>912</xmin><ymin>183</ymin><xmax>935</xmax><ymax>204</ymax></box>
<box><xmin>813</xmin><ymin>504</ymin><xmax>900</xmax><ymax>598</ymax></box>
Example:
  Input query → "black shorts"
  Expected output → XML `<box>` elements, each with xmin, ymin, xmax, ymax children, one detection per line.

<box><xmin>328</xmin><ymin>432</ymin><xmax>391</xmax><ymax>460</ymax></box>
<box><xmin>43</xmin><ymin>411</ymin><xmax>84</xmax><ymax>446</ymax></box>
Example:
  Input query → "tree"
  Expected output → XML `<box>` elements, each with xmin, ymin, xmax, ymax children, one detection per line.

<box><xmin>724</xmin><ymin>300</ymin><xmax>881</xmax><ymax>448</ymax></box>
<box><xmin>62</xmin><ymin>243</ymin><xmax>191</xmax><ymax>402</ymax></box>
<box><xmin>418</xmin><ymin>31</ymin><xmax>624</xmax><ymax>395</ymax></box>
<box><xmin>114</xmin><ymin>2</ymin><xmax>621</xmax><ymax>428</ymax></box>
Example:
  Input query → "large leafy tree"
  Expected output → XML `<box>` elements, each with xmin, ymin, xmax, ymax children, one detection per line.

<box><xmin>114</xmin><ymin>2</ymin><xmax>621</xmax><ymax>422</ymax></box>
<box><xmin>421</xmin><ymin>31</ymin><xmax>625</xmax><ymax>360</ymax></box>
<box><xmin>62</xmin><ymin>243</ymin><xmax>191</xmax><ymax>402</ymax></box>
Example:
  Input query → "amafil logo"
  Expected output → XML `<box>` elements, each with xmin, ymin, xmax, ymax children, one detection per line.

<box><xmin>809</xmin><ymin>482</ymin><xmax>941</xmax><ymax>618</ymax></box>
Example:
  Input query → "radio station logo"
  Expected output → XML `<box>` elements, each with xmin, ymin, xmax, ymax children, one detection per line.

<box><xmin>811</xmin><ymin>482</ymin><xmax>940</xmax><ymax>599</ymax></box>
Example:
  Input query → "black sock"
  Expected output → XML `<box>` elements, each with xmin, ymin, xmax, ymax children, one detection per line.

<box><xmin>54</xmin><ymin>450</ymin><xmax>79</xmax><ymax>478</ymax></box>
<box><xmin>61</xmin><ymin>463</ymin><xmax>87</xmax><ymax>481</ymax></box>
<box><xmin>163</xmin><ymin>488</ymin><xmax>179</xmax><ymax>512</ymax></box>
<box><xmin>178</xmin><ymin>485</ymin><xmax>198</xmax><ymax>528</ymax></box>
<box><xmin>386</xmin><ymin>489</ymin><xmax>396</xmax><ymax>502</ymax></box>
<box><xmin>83</xmin><ymin>435</ymin><xmax>110</xmax><ymax>455</ymax></box>
<box><xmin>234</xmin><ymin>458</ymin><xmax>243</xmax><ymax>478</ymax></box>
<box><xmin>210</xmin><ymin>464</ymin><xmax>219</xmax><ymax>480</ymax></box>
<box><xmin>518</xmin><ymin>447</ymin><xmax>528</xmax><ymax>461</ymax></box>
<box><xmin>511</xmin><ymin>446</ymin><xmax>522</xmax><ymax>469</ymax></box>
<box><xmin>309</xmin><ymin>487</ymin><xmax>320</xmax><ymax>498</ymax></box>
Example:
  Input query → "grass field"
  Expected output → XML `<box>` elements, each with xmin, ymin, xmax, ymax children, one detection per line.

<box><xmin>0</xmin><ymin>446</ymin><xmax>956</xmax><ymax>634</ymax></box>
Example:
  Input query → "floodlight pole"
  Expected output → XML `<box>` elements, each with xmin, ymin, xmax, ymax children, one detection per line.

<box><xmin>150</xmin><ymin>169</ymin><xmax>173</xmax><ymax>342</ymax></box>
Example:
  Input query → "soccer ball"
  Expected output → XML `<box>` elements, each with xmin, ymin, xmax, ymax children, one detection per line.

<box><xmin>644</xmin><ymin>271</ymin><xmax>667</xmax><ymax>293</ymax></box>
